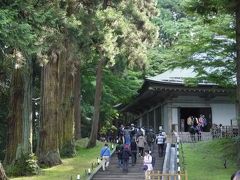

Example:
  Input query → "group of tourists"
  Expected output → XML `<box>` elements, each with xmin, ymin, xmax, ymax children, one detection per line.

<box><xmin>99</xmin><ymin>124</ymin><xmax>167</xmax><ymax>179</ymax></box>
<box><xmin>187</xmin><ymin>114</ymin><xmax>207</xmax><ymax>141</ymax></box>
<box><xmin>211</xmin><ymin>123</ymin><xmax>224</xmax><ymax>138</ymax></box>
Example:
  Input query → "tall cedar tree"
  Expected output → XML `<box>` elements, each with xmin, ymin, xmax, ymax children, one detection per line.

<box><xmin>87</xmin><ymin>0</ymin><xmax>159</xmax><ymax>148</ymax></box>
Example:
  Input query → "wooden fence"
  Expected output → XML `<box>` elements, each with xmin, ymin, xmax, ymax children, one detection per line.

<box><xmin>211</xmin><ymin>125</ymin><xmax>239</xmax><ymax>138</ymax></box>
<box><xmin>146</xmin><ymin>171</ymin><xmax>188</xmax><ymax>180</ymax></box>
<box><xmin>170</xmin><ymin>126</ymin><xmax>239</xmax><ymax>143</ymax></box>
<box><xmin>171</xmin><ymin>132</ymin><xmax>212</xmax><ymax>143</ymax></box>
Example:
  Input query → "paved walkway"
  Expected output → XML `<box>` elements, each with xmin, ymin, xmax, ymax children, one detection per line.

<box><xmin>91</xmin><ymin>143</ymin><xmax>165</xmax><ymax>180</ymax></box>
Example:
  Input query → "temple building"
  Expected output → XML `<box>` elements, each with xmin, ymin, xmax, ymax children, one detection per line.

<box><xmin>120</xmin><ymin>69</ymin><xmax>237</xmax><ymax>133</ymax></box>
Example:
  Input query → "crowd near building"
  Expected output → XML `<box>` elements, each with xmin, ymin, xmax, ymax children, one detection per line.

<box><xmin>118</xmin><ymin>69</ymin><xmax>238</xmax><ymax>135</ymax></box>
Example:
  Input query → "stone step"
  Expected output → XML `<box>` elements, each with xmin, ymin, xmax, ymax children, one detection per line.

<box><xmin>91</xmin><ymin>144</ymin><xmax>165</xmax><ymax>180</ymax></box>
<box><xmin>93</xmin><ymin>178</ymin><xmax>145</xmax><ymax>180</ymax></box>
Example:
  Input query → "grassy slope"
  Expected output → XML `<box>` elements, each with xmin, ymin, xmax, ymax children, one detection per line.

<box><xmin>183</xmin><ymin>138</ymin><xmax>238</xmax><ymax>180</ymax></box>
<box><xmin>11</xmin><ymin>139</ymin><xmax>104</xmax><ymax>180</ymax></box>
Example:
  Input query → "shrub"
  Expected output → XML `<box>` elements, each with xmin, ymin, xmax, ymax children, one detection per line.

<box><xmin>6</xmin><ymin>153</ymin><xmax>39</xmax><ymax>177</ymax></box>
<box><xmin>60</xmin><ymin>141</ymin><xmax>76</xmax><ymax>158</ymax></box>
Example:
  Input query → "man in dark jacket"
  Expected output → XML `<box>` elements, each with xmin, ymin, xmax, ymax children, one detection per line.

<box><xmin>130</xmin><ymin>139</ymin><xmax>137</xmax><ymax>165</ymax></box>
<box><xmin>116</xmin><ymin>141</ymin><xmax>123</xmax><ymax>168</ymax></box>
<box><xmin>146</xmin><ymin>129</ymin><xmax>155</xmax><ymax>152</ymax></box>
<box><xmin>121</xmin><ymin>145</ymin><xmax>131</xmax><ymax>172</ymax></box>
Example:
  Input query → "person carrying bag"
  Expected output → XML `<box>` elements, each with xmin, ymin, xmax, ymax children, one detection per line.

<box><xmin>100</xmin><ymin>144</ymin><xmax>111</xmax><ymax>171</ymax></box>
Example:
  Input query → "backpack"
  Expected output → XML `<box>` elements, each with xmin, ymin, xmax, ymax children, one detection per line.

<box><xmin>156</xmin><ymin>134</ymin><xmax>164</xmax><ymax>144</ymax></box>
<box><xmin>147</xmin><ymin>132</ymin><xmax>154</xmax><ymax>143</ymax></box>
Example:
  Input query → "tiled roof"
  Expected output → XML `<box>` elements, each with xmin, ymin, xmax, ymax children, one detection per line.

<box><xmin>146</xmin><ymin>68</ymin><xmax>216</xmax><ymax>85</ymax></box>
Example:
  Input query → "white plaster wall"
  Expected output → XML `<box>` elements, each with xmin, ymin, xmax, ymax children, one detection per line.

<box><xmin>157</xmin><ymin>96</ymin><xmax>236</xmax><ymax>132</ymax></box>
<box><xmin>211</xmin><ymin>103</ymin><xmax>237</xmax><ymax>126</ymax></box>
<box><xmin>172</xmin><ymin>108</ymin><xmax>178</xmax><ymax>124</ymax></box>
<box><xmin>172</xmin><ymin>108</ymin><xmax>178</xmax><ymax>131</ymax></box>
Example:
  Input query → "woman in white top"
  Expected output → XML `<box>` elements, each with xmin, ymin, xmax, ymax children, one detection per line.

<box><xmin>143</xmin><ymin>150</ymin><xmax>153</xmax><ymax>179</ymax></box>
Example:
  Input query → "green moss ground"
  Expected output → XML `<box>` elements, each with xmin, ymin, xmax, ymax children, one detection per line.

<box><xmin>183</xmin><ymin>138</ymin><xmax>238</xmax><ymax>180</ymax></box>
<box><xmin>11</xmin><ymin>139</ymin><xmax>104</xmax><ymax>180</ymax></box>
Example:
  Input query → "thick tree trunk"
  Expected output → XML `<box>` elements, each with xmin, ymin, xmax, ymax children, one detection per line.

<box><xmin>235</xmin><ymin>1</ymin><xmax>240</xmax><ymax>167</ymax></box>
<box><xmin>4</xmin><ymin>58</ymin><xmax>34</xmax><ymax>166</ymax></box>
<box><xmin>57</xmin><ymin>51</ymin><xmax>65</xmax><ymax>150</ymax></box>
<box><xmin>4</xmin><ymin>69</ymin><xmax>24</xmax><ymax>164</ymax></box>
<box><xmin>22</xmin><ymin>59</ymin><xmax>33</xmax><ymax>155</ymax></box>
<box><xmin>0</xmin><ymin>163</ymin><xmax>8</xmax><ymax>180</ymax></box>
<box><xmin>87</xmin><ymin>58</ymin><xmax>105</xmax><ymax>148</ymax></box>
<box><xmin>60</xmin><ymin>62</ymin><xmax>75</xmax><ymax>156</ymax></box>
<box><xmin>74</xmin><ymin>62</ymin><xmax>82</xmax><ymax>140</ymax></box>
<box><xmin>38</xmin><ymin>51</ymin><xmax>62</xmax><ymax>167</ymax></box>
<box><xmin>58</xmin><ymin>39</ymin><xmax>75</xmax><ymax>157</ymax></box>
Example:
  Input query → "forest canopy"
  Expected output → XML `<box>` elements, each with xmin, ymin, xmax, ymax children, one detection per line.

<box><xmin>0</xmin><ymin>0</ymin><xmax>240</xmax><ymax>178</ymax></box>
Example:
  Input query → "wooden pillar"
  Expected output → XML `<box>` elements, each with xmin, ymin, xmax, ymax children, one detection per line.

<box><xmin>154</xmin><ymin>108</ymin><xmax>157</xmax><ymax>132</ymax></box>
<box><xmin>139</xmin><ymin>116</ymin><xmax>143</xmax><ymax>127</ymax></box>
<box><xmin>147</xmin><ymin>112</ymin><xmax>150</xmax><ymax>129</ymax></box>
<box><xmin>168</xmin><ymin>105</ymin><xmax>172</xmax><ymax>133</ymax></box>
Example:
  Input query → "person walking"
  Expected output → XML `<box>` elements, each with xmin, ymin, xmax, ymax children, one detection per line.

<box><xmin>130</xmin><ymin>139</ymin><xmax>137</xmax><ymax>165</ymax></box>
<box><xmin>143</xmin><ymin>150</ymin><xmax>153</xmax><ymax>179</ymax></box>
<box><xmin>155</xmin><ymin>131</ymin><xmax>165</xmax><ymax>157</ymax></box>
<box><xmin>136</xmin><ymin>133</ymin><xmax>147</xmax><ymax>157</ymax></box>
<box><xmin>116</xmin><ymin>141</ymin><xmax>123</xmax><ymax>168</ymax></box>
<box><xmin>122</xmin><ymin>145</ymin><xmax>131</xmax><ymax>173</ymax></box>
<box><xmin>123</xmin><ymin>126</ymin><xmax>131</xmax><ymax>147</ymax></box>
<box><xmin>100</xmin><ymin>144</ymin><xmax>111</xmax><ymax>171</ymax></box>
<box><xmin>146</xmin><ymin>129</ymin><xmax>155</xmax><ymax>152</ymax></box>
<box><xmin>130</xmin><ymin>123</ymin><xmax>137</xmax><ymax>140</ymax></box>
<box><xmin>118</xmin><ymin>124</ymin><xmax>125</xmax><ymax>143</ymax></box>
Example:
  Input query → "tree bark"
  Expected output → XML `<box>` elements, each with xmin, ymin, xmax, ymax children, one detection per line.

<box><xmin>58</xmin><ymin>39</ymin><xmax>75</xmax><ymax>157</ymax></box>
<box><xmin>4</xmin><ymin>69</ymin><xmax>24</xmax><ymax>164</ymax></box>
<box><xmin>4</xmin><ymin>57</ymin><xmax>34</xmax><ymax>166</ymax></box>
<box><xmin>87</xmin><ymin>58</ymin><xmax>105</xmax><ymax>148</ymax></box>
<box><xmin>235</xmin><ymin>0</ymin><xmax>240</xmax><ymax>167</ymax></box>
<box><xmin>60</xmin><ymin>62</ymin><xmax>75</xmax><ymax>156</ymax></box>
<box><xmin>22</xmin><ymin>59</ymin><xmax>33</xmax><ymax>155</ymax></box>
<box><xmin>0</xmin><ymin>163</ymin><xmax>8</xmax><ymax>180</ymax></box>
<box><xmin>38</xmin><ymin>51</ymin><xmax>62</xmax><ymax>167</ymax></box>
<box><xmin>57</xmin><ymin>51</ymin><xmax>65</xmax><ymax>150</ymax></box>
<box><xmin>74</xmin><ymin>61</ymin><xmax>82</xmax><ymax>140</ymax></box>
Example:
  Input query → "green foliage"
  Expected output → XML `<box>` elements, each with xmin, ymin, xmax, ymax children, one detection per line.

<box><xmin>149</xmin><ymin>0</ymin><xmax>236</xmax><ymax>87</ymax></box>
<box><xmin>233</xmin><ymin>135</ymin><xmax>240</xmax><ymax>144</ymax></box>
<box><xmin>0</xmin><ymin>0</ymin><xmax>159</xmax><ymax>169</ymax></box>
<box><xmin>60</xmin><ymin>141</ymin><xmax>76</xmax><ymax>158</ymax></box>
<box><xmin>78</xmin><ymin>0</ymin><xmax>159</xmax><ymax>138</ymax></box>
<box><xmin>99</xmin><ymin>69</ymin><xmax>142</xmax><ymax>129</ymax></box>
<box><xmin>0</xmin><ymin>54</ymin><xmax>10</xmax><ymax>160</ymax></box>
<box><xmin>6</xmin><ymin>153</ymin><xmax>39</xmax><ymax>177</ymax></box>
<box><xmin>11</xmin><ymin>139</ymin><xmax>104</xmax><ymax>180</ymax></box>
<box><xmin>183</xmin><ymin>78</ymin><xmax>199</xmax><ymax>87</ymax></box>
<box><xmin>99</xmin><ymin>122</ymin><xmax>117</xmax><ymax>136</ymax></box>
